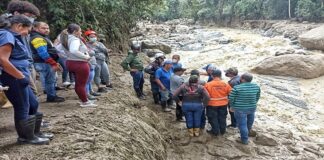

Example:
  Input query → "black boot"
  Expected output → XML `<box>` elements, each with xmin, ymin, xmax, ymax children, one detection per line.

<box><xmin>15</xmin><ymin>115</ymin><xmax>50</xmax><ymax>145</ymax></box>
<box><xmin>161</xmin><ymin>101</ymin><xmax>171</xmax><ymax>112</ymax></box>
<box><xmin>35</xmin><ymin>113</ymin><xmax>54</xmax><ymax>140</ymax></box>
<box><xmin>153</xmin><ymin>93</ymin><xmax>160</xmax><ymax>104</ymax></box>
<box><xmin>135</xmin><ymin>88</ymin><xmax>145</xmax><ymax>100</ymax></box>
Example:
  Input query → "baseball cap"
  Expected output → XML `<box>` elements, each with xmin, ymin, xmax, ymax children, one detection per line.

<box><xmin>163</xmin><ymin>59</ymin><xmax>173</xmax><ymax>66</ymax></box>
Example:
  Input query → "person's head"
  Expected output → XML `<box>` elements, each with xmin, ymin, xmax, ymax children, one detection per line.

<box><xmin>9</xmin><ymin>15</ymin><xmax>33</xmax><ymax>36</ymax></box>
<box><xmin>131</xmin><ymin>42</ymin><xmax>141</xmax><ymax>54</ymax></box>
<box><xmin>173</xmin><ymin>67</ymin><xmax>186</xmax><ymax>76</ymax></box>
<box><xmin>225</xmin><ymin>67</ymin><xmax>238</xmax><ymax>78</ymax></box>
<box><xmin>163</xmin><ymin>59</ymin><xmax>173</xmax><ymax>70</ymax></box>
<box><xmin>190</xmin><ymin>69</ymin><xmax>200</xmax><ymax>77</ymax></box>
<box><xmin>33</xmin><ymin>22</ymin><xmax>50</xmax><ymax>35</ymax></box>
<box><xmin>189</xmin><ymin>75</ymin><xmax>199</xmax><ymax>86</ymax></box>
<box><xmin>67</xmin><ymin>23</ymin><xmax>81</xmax><ymax>37</ymax></box>
<box><xmin>172</xmin><ymin>54</ymin><xmax>180</xmax><ymax>63</ymax></box>
<box><xmin>204</xmin><ymin>64</ymin><xmax>216</xmax><ymax>74</ymax></box>
<box><xmin>211</xmin><ymin>69</ymin><xmax>222</xmax><ymax>79</ymax></box>
<box><xmin>154</xmin><ymin>52</ymin><xmax>166</xmax><ymax>64</ymax></box>
<box><xmin>240</xmin><ymin>73</ymin><xmax>253</xmax><ymax>83</ymax></box>
<box><xmin>7</xmin><ymin>0</ymin><xmax>40</xmax><ymax>23</ymax></box>
<box><xmin>84</xmin><ymin>30</ymin><xmax>97</xmax><ymax>43</ymax></box>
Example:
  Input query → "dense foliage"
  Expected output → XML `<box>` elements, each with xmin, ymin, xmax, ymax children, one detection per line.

<box><xmin>152</xmin><ymin>0</ymin><xmax>324</xmax><ymax>23</ymax></box>
<box><xmin>0</xmin><ymin>0</ymin><xmax>162</xmax><ymax>51</ymax></box>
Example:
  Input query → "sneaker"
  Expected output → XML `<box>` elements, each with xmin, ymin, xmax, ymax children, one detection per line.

<box><xmin>87</xmin><ymin>95</ymin><xmax>97</xmax><ymax>101</ymax></box>
<box><xmin>46</xmin><ymin>96</ymin><xmax>65</xmax><ymax>103</ymax></box>
<box><xmin>55</xmin><ymin>86</ymin><xmax>65</xmax><ymax>90</ymax></box>
<box><xmin>98</xmin><ymin>87</ymin><xmax>108</xmax><ymax>93</ymax></box>
<box><xmin>80</xmin><ymin>101</ymin><xmax>98</xmax><ymax>108</ymax></box>
<box><xmin>91</xmin><ymin>92</ymin><xmax>101</xmax><ymax>96</ymax></box>
<box><xmin>62</xmin><ymin>81</ymin><xmax>71</xmax><ymax>87</ymax></box>
<box><xmin>163</xmin><ymin>108</ymin><xmax>171</xmax><ymax>112</ymax></box>
<box><xmin>106</xmin><ymin>84</ymin><xmax>113</xmax><ymax>90</ymax></box>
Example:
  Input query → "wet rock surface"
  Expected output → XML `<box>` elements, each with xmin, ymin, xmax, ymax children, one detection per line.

<box><xmin>299</xmin><ymin>25</ymin><xmax>324</xmax><ymax>51</ymax></box>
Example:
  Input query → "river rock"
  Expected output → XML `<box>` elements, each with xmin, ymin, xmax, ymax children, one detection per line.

<box><xmin>142</xmin><ymin>41</ymin><xmax>172</xmax><ymax>54</ymax></box>
<box><xmin>142</xmin><ymin>49</ymin><xmax>164</xmax><ymax>57</ymax></box>
<box><xmin>254</xmin><ymin>134</ymin><xmax>278</xmax><ymax>146</ymax></box>
<box><xmin>251</xmin><ymin>54</ymin><xmax>324</xmax><ymax>79</ymax></box>
<box><xmin>299</xmin><ymin>25</ymin><xmax>324</xmax><ymax>50</ymax></box>
<box><xmin>175</xmin><ymin>25</ymin><xmax>190</xmax><ymax>33</ymax></box>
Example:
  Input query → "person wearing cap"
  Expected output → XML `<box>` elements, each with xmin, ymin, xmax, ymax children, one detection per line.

<box><xmin>225</xmin><ymin>67</ymin><xmax>240</xmax><ymax>128</ymax></box>
<box><xmin>204</xmin><ymin>69</ymin><xmax>232</xmax><ymax>136</ymax></box>
<box><xmin>155</xmin><ymin>59</ymin><xmax>173</xmax><ymax>112</ymax></box>
<box><xmin>190</xmin><ymin>69</ymin><xmax>208</xmax><ymax>131</ymax></box>
<box><xmin>173</xmin><ymin>75</ymin><xmax>210</xmax><ymax>137</ymax></box>
<box><xmin>144</xmin><ymin>52</ymin><xmax>165</xmax><ymax>104</ymax></box>
<box><xmin>170</xmin><ymin>67</ymin><xmax>186</xmax><ymax>121</ymax></box>
<box><xmin>201</xmin><ymin>64</ymin><xmax>216</xmax><ymax>82</ymax></box>
<box><xmin>229</xmin><ymin>73</ymin><xmax>260</xmax><ymax>145</ymax></box>
<box><xmin>85</xmin><ymin>30</ymin><xmax>113</xmax><ymax>94</ymax></box>
<box><xmin>121</xmin><ymin>42</ymin><xmax>145</xmax><ymax>100</ymax></box>
<box><xmin>30</xmin><ymin>22</ymin><xmax>65</xmax><ymax>103</ymax></box>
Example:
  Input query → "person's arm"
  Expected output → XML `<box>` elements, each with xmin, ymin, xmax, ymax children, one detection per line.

<box><xmin>69</xmin><ymin>39</ymin><xmax>90</xmax><ymax>60</ymax></box>
<box><xmin>172</xmin><ymin>84</ymin><xmax>184</xmax><ymax>103</ymax></box>
<box><xmin>155</xmin><ymin>70</ymin><xmax>166</xmax><ymax>90</ymax></box>
<box><xmin>0</xmin><ymin>44</ymin><xmax>24</xmax><ymax>79</ymax></box>
<box><xmin>30</xmin><ymin>37</ymin><xmax>60</xmax><ymax>71</ymax></box>
<box><xmin>144</xmin><ymin>63</ymin><xmax>155</xmax><ymax>75</ymax></box>
<box><xmin>256</xmin><ymin>86</ymin><xmax>261</xmax><ymax>102</ymax></box>
<box><xmin>202</xmin><ymin>87</ymin><xmax>210</xmax><ymax>106</ymax></box>
<box><xmin>120</xmin><ymin>54</ymin><xmax>134</xmax><ymax>71</ymax></box>
<box><xmin>229</xmin><ymin>87</ymin><xmax>237</xmax><ymax>108</ymax></box>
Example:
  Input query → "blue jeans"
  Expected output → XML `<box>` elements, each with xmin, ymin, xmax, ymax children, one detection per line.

<box><xmin>58</xmin><ymin>57</ymin><xmax>68</xmax><ymax>83</ymax></box>
<box><xmin>201</xmin><ymin>107</ymin><xmax>206</xmax><ymax>128</ymax></box>
<box><xmin>182</xmin><ymin>102</ymin><xmax>203</xmax><ymax>129</ymax></box>
<box><xmin>159</xmin><ymin>89</ymin><xmax>172</xmax><ymax>102</ymax></box>
<box><xmin>0</xmin><ymin>68</ymin><xmax>39</xmax><ymax>121</ymax></box>
<box><xmin>234</xmin><ymin>108</ymin><xmax>256</xmax><ymax>143</ymax></box>
<box><xmin>34</xmin><ymin>63</ymin><xmax>56</xmax><ymax>99</ymax></box>
<box><xmin>206</xmin><ymin>106</ymin><xmax>228</xmax><ymax>135</ymax></box>
<box><xmin>130</xmin><ymin>71</ymin><xmax>144</xmax><ymax>90</ymax></box>
<box><xmin>86</xmin><ymin>66</ymin><xmax>95</xmax><ymax>94</ymax></box>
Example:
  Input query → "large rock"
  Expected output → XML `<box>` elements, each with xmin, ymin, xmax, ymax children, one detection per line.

<box><xmin>142</xmin><ymin>41</ymin><xmax>172</xmax><ymax>54</ymax></box>
<box><xmin>299</xmin><ymin>25</ymin><xmax>324</xmax><ymax>50</ymax></box>
<box><xmin>142</xmin><ymin>49</ymin><xmax>164</xmax><ymax>57</ymax></box>
<box><xmin>251</xmin><ymin>54</ymin><xmax>324</xmax><ymax>79</ymax></box>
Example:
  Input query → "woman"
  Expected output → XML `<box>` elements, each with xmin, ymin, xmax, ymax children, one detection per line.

<box><xmin>0</xmin><ymin>15</ymin><xmax>51</xmax><ymax>145</ymax></box>
<box><xmin>85</xmin><ymin>30</ymin><xmax>113</xmax><ymax>93</ymax></box>
<box><xmin>61</xmin><ymin>24</ymin><xmax>97</xmax><ymax>107</ymax></box>
<box><xmin>173</xmin><ymin>75</ymin><xmax>210</xmax><ymax>137</ymax></box>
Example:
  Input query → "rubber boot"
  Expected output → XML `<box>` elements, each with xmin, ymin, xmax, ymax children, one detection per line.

<box><xmin>188</xmin><ymin>128</ymin><xmax>194</xmax><ymax>137</ymax></box>
<box><xmin>153</xmin><ymin>93</ymin><xmax>160</xmax><ymax>104</ymax></box>
<box><xmin>35</xmin><ymin>113</ymin><xmax>54</xmax><ymax>140</ymax></box>
<box><xmin>161</xmin><ymin>101</ymin><xmax>171</xmax><ymax>112</ymax></box>
<box><xmin>193</xmin><ymin>128</ymin><xmax>200</xmax><ymax>137</ymax></box>
<box><xmin>15</xmin><ymin>115</ymin><xmax>50</xmax><ymax>145</ymax></box>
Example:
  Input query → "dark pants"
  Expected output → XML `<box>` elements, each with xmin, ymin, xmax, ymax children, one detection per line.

<box><xmin>0</xmin><ymin>68</ymin><xmax>39</xmax><ymax>121</ymax></box>
<box><xmin>228</xmin><ymin>104</ymin><xmax>237</xmax><ymax>127</ymax></box>
<box><xmin>150</xmin><ymin>81</ymin><xmax>160</xmax><ymax>104</ymax></box>
<box><xmin>176</xmin><ymin>96</ymin><xmax>183</xmax><ymax>120</ymax></box>
<box><xmin>130</xmin><ymin>71</ymin><xmax>144</xmax><ymax>91</ymax></box>
<box><xmin>66</xmin><ymin>60</ymin><xmax>90</xmax><ymax>102</ymax></box>
<box><xmin>201</xmin><ymin>107</ymin><xmax>206</xmax><ymax>129</ymax></box>
<box><xmin>207</xmin><ymin>106</ymin><xmax>228</xmax><ymax>135</ymax></box>
<box><xmin>183</xmin><ymin>102</ymin><xmax>203</xmax><ymax>129</ymax></box>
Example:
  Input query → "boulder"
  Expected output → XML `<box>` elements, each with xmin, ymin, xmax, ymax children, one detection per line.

<box><xmin>142</xmin><ymin>41</ymin><xmax>172</xmax><ymax>54</ymax></box>
<box><xmin>275</xmin><ymin>49</ymin><xmax>306</xmax><ymax>56</ymax></box>
<box><xmin>299</xmin><ymin>25</ymin><xmax>324</xmax><ymax>50</ymax></box>
<box><xmin>175</xmin><ymin>25</ymin><xmax>190</xmax><ymax>33</ymax></box>
<box><xmin>142</xmin><ymin>49</ymin><xmax>164</xmax><ymax>57</ymax></box>
<box><xmin>254</xmin><ymin>134</ymin><xmax>278</xmax><ymax>146</ymax></box>
<box><xmin>251</xmin><ymin>54</ymin><xmax>324</xmax><ymax>79</ymax></box>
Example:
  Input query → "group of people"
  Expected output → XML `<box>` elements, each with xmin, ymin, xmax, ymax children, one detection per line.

<box><xmin>0</xmin><ymin>0</ymin><xmax>113</xmax><ymax>145</ymax></box>
<box><xmin>122</xmin><ymin>46</ymin><xmax>261</xmax><ymax>145</ymax></box>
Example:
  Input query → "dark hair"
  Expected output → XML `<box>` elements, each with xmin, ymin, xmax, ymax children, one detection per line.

<box><xmin>33</xmin><ymin>21</ymin><xmax>47</xmax><ymax>28</ymax></box>
<box><xmin>190</xmin><ymin>69</ymin><xmax>200</xmax><ymax>76</ymax></box>
<box><xmin>211</xmin><ymin>69</ymin><xmax>222</xmax><ymax>78</ymax></box>
<box><xmin>172</xmin><ymin>54</ymin><xmax>180</xmax><ymax>60</ymax></box>
<box><xmin>241</xmin><ymin>73</ymin><xmax>253</xmax><ymax>82</ymax></box>
<box><xmin>0</xmin><ymin>15</ymin><xmax>32</xmax><ymax>28</ymax></box>
<box><xmin>61</xmin><ymin>24</ymin><xmax>80</xmax><ymax>49</ymax></box>
<box><xmin>7</xmin><ymin>0</ymin><xmax>40</xmax><ymax>16</ymax></box>
<box><xmin>189</xmin><ymin>75</ymin><xmax>199</xmax><ymax>86</ymax></box>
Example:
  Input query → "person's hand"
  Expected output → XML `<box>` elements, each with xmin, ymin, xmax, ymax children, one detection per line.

<box><xmin>17</xmin><ymin>75</ymin><xmax>30</xmax><ymax>87</ymax></box>
<box><xmin>229</xmin><ymin>107</ymin><xmax>234</xmax><ymax>112</ymax></box>
<box><xmin>178</xmin><ymin>101</ymin><xmax>182</xmax><ymax>106</ymax></box>
<box><xmin>130</xmin><ymin>69</ymin><xmax>138</xmax><ymax>72</ymax></box>
<box><xmin>52</xmin><ymin>63</ymin><xmax>63</xmax><ymax>72</ymax></box>
<box><xmin>161</xmin><ymin>86</ymin><xmax>167</xmax><ymax>91</ymax></box>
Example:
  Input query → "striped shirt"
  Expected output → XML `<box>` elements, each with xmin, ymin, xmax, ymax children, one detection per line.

<box><xmin>229</xmin><ymin>82</ymin><xmax>261</xmax><ymax>110</ymax></box>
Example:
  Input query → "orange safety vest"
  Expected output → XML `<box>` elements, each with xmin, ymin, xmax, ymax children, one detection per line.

<box><xmin>204</xmin><ymin>78</ymin><xmax>232</xmax><ymax>107</ymax></box>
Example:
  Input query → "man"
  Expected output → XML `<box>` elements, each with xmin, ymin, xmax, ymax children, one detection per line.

<box><xmin>225</xmin><ymin>67</ymin><xmax>240</xmax><ymax>128</ymax></box>
<box><xmin>144</xmin><ymin>52</ymin><xmax>165</xmax><ymax>104</ymax></box>
<box><xmin>30</xmin><ymin>22</ymin><xmax>65</xmax><ymax>102</ymax></box>
<box><xmin>170</xmin><ymin>67</ymin><xmax>186</xmax><ymax>121</ymax></box>
<box><xmin>190</xmin><ymin>69</ymin><xmax>207</xmax><ymax>130</ymax></box>
<box><xmin>229</xmin><ymin>73</ymin><xmax>260</xmax><ymax>145</ymax></box>
<box><xmin>155</xmin><ymin>60</ymin><xmax>173</xmax><ymax>112</ymax></box>
<box><xmin>201</xmin><ymin>64</ymin><xmax>216</xmax><ymax>82</ymax></box>
<box><xmin>121</xmin><ymin>42</ymin><xmax>145</xmax><ymax>100</ymax></box>
<box><xmin>204</xmin><ymin>69</ymin><xmax>232</xmax><ymax>136</ymax></box>
<box><xmin>7</xmin><ymin>0</ymin><xmax>40</xmax><ymax>95</ymax></box>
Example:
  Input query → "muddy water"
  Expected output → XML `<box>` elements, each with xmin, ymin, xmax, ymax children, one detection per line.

<box><xmin>139</xmin><ymin>24</ymin><xmax>324</xmax><ymax>159</ymax></box>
